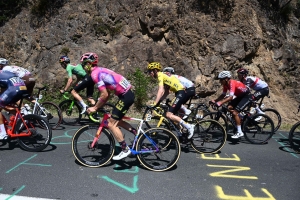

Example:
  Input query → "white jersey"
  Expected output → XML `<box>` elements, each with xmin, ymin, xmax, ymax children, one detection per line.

<box><xmin>243</xmin><ymin>76</ymin><xmax>268</xmax><ymax>91</ymax></box>
<box><xmin>2</xmin><ymin>65</ymin><xmax>31</xmax><ymax>78</ymax></box>
<box><xmin>174</xmin><ymin>75</ymin><xmax>194</xmax><ymax>89</ymax></box>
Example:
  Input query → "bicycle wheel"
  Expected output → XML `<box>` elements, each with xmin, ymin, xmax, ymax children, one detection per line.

<box><xmin>243</xmin><ymin>113</ymin><xmax>274</xmax><ymax>144</ymax></box>
<box><xmin>136</xmin><ymin>127</ymin><xmax>181</xmax><ymax>172</ymax></box>
<box><xmin>185</xmin><ymin>104</ymin><xmax>210</xmax><ymax>123</ymax></box>
<box><xmin>88</xmin><ymin>103</ymin><xmax>114</xmax><ymax>123</ymax></box>
<box><xmin>72</xmin><ymin>125</ymin><xmax>115</xmax><ymax>167</ymax></box>
<box><xmin>288</xmin><ymin>121</ymin><xmax>300</xmax><ymax>153</ymax></box>
<box><xmin>262</xmin><ymin>108</ymin><xmax>281</xmax><ymax>132</ymax></box>
<box><xmin>16</xmin><ymin>114</ymin><xmax>52</xmax><ymax>152</ymax></box>
<box><xmin>59</xmin><ymin>100</ymin><xmax>82</xmax><ymax>125</ymax></box>
<box><xmin>191</xmin><ymin>119</ymin><xmax>227</xmax><ymax>153</ymax></box>
<box><xmin>36</xmin><ymin>101</ymin><xmax>62</xmax><ymax>129</ymax></box>
<box><xmin>202</xmin><ymin>112</ymin><xmax>229</xmax><ymax>133</ymax></box>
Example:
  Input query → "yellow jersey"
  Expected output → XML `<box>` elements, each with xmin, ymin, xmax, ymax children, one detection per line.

<box><xmin>157</xmin><ymin>72</ymin><xmax>185</xmax><ymax>92</ymax></box>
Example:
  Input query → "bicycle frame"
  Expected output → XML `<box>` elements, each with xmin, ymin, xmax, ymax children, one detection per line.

<box><xmin>91</xmin><ymin>111</ymin><xmax>159</xmax><ymax>155</ymax></box>
<box><xmin>4</xmin><ymin>110</ymin><xmax>31</xmax><ymax>138</ymax></box>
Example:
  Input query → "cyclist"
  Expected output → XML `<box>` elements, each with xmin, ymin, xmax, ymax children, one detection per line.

<box><xmin>0</xmin><ymin>70</ymin><xmax>28</xmax><ymax>140</ymax></box>
<box><xmin>162</xmin><ymin>67</ymin><xmax>196</xmax><ymax>119</ymax></box>
<box><xmin>59</xmin><ymin>55</ymin><xmax>95</xmax><ymax>114</ymax></box>
<box><xmin>237</xmin><ymin>68</ymin><xmax>269</xmax><ymax>115</ymax></box>
<box><xmin>147</xmin><ymin>62</ymin><xmax>195</xmax><ymax>139</ymax></box>
<box><xmin>80</xmin><ymin>52</ymin><xmax>136</xmax><ymax>160</ymax></box>
<box><xmin>210</xmin><ymin>71</ymin><xmax>251</xmax><ymax>139</ymax></box>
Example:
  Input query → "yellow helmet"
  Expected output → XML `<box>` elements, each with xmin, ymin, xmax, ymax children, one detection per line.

<box><xmin>147</xmin><ymin>62</ymin><xmax>162</xmax><ymax>71</ymax></box>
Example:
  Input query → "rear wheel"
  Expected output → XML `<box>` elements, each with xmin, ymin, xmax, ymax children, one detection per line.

<box><xmin>191</xmin><ymin>119</ymin><xmax>227</xmax><ymax>153</ymax></box>
<box><xmin>136</xmin><ymin>127</ymin><xmax>181</xmax><ymax>172</ymax></box>
<box><xmin>262</xmin><ymin>108</ymin><xmax>281</xmax><ymax>132</ymax></box>
<box><xmin>36</xmin><ymin>101</ymin><xmax>62</xmax><ymax>129</ymax></box>
<box><xmin>16</xmin><ymin>114</ymin><xmax>52</xmax><ymax>152</ymax></box>
<box><xmin>202</xmin><ymin>112</ymin><xmax>229</xmax><ymax>133</ymax></box>
<box><xmin>72</xmin><ymin>125</ymin><xmax>115</xmax><ymax>167</ymax></box>
<box><xmin>288</xmin><ymin>121</ymin><xmax>300</xmax><ymax>153</ymax></box>
<box><xmin>59</xmin><ymin>100</ymin><xmax>82</xmax><ymax>125</ymax></box>
<box><xmin>243</xmin><ymin>114</ymin><xmax>274</xmax><ymax>144</ymax></box>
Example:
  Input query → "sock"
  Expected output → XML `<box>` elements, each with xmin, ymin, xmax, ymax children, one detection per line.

<box><xmin>237</xmin><ymin>125</ymin><xmax>242</xmax><ymax>133</ymax></box>
<box><xmin>0</xmin><ymin>124</ymin><xmax>7</xmax><ymax>135</ymax></box>
<box><xmin>255</xmin><ymin>106</ymin><xmax>263</xmax><ymax>113</ymax></box>
<box><xmin>119</xmin><ymin>140</ymin><xmax>127</xmax><ymax>150</ymax></box>
<box><xmin>79</xmin><ymin>101</ymin><xmax>87</xmax><ymax>108</ymax></box>
<box><xmin>180</xmin><ymin>119</ymin><xmax>191</xmax><ymax>129</ymax></box>
<box><xmin>181</xmin><ymin>105</ymin><xmax>188</xmax><ymax>112</ymax></box>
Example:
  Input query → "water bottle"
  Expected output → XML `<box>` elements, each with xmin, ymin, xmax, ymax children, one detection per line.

<box><xmin>39</xmin><ymin>94</ymin><xmax>43</xmax><ymax>100</ymax></box>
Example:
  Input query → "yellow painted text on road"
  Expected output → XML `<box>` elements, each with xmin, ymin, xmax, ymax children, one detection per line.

<box><xmin>207</xmin><ymin>165</ymin><xmax>258</xmax><ymax>179</ymax></box>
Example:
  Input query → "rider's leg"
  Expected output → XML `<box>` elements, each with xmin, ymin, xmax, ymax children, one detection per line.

<box><xmin>86</xmin><ymin>77</ymin><xmax>96</xmax><ymax>105</ymax></box>
<box><xmin>118</xmin><ymin>120</ymin><xmax>137</xmax><ymax>135</ymax></box>
<box><xmin>71</xmin><ymin>89</ymin><xmax>88</xmax><ymax>109</ymax></box>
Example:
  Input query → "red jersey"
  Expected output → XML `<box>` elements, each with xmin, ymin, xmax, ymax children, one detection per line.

<box><xmin>222</xmin><ymin>80</ymin><xmax>249</xmax><ymax>97</ymax></box>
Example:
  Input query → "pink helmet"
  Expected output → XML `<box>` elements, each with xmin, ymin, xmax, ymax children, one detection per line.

<box><xmin>80</xmin><ymin>52</ymin><xmax>98</xmax><ymax>65</ymax></box>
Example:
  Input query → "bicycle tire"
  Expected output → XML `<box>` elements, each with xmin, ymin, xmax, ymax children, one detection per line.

<box><xmin>16</xmin><ymin>114</ymin><xmax>52</xmax><ymax>152</ymax></box>
<box><xmin>36</xmin><ymin>101</ymin><xmax>62</xmax><ymax>129</ymax></box>
<box><xmin>243</xmin><ymin>113</ymin><xmax>274</xmax><ymax>144</ymax></box>
<box><xmin>288</xmin><ymin>121</ymin><xmax>300</xmax><ymax>153</ymax></box>
<box><xmin>72</xmin><ymin>125</ymin><xmax>115</xmax><ymax>167</ymax></box>
<box><xmin>136</xmin><ymin>127</ymin><xmax>181</xmax><ymax>172</ymax></box>
<box><xmin>261</xmin><ymin>108</ymin><xmax>281</xmax><ymax>132</ymax></box>
<box><xmin>88</xmin><ymin>103</ymin><xmax>114</xmax><ymax>123</ymax></box>
<box><xmin>185</xmin><ymin>104</ymin><xmax>210</xmax><ymax>123</ymax></box>
<box><xmin>59</xmin><ymin>100</ymin><xmax>82</xmax><ymax>125</ymax></box>
<box><xmin>202</xmin><ymin>112</ymin><xmax>229</xmax><ymax>133</ymax></box>
<box><xmin>191</xmin><ymin>119</ymin><xmax>227</xmax><ymax>153</ymax></box>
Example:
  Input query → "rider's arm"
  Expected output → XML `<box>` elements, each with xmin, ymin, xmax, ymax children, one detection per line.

<box><xmin>94</xmin><ymin>88</ymin><xmax>109</xmax><ymax>110</ymax></box>
<box><xmin>154</xmin><ymin>85</ymin><xmax>165</xmax><ymax>105</ymax></box>
<box><xmin>63</xmin><ymin>77</ymin><xmax>73</xmax><ymax>91</ymax></box>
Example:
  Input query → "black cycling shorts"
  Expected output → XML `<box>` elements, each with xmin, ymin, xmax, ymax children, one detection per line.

<box><xmin>73</xmin><ymin>75</ymin><xmax>95</xmax><ymax>98</ymax></box>
<box><xmin>111</xmin><ymin>89</ymin><xmax>135</xmax><ymax>120</ymax></box>
<box><xmin>168</xmin><ymin>90</ymin><xmax>187</xmax><ymax>114</ymax></box>
<box><xmin>228</xmin><ymin>93</ymin><xmax>252</xmax><ymax>112</ymax></box>
<box><xmin>183</xmin><ymin>86</ymin><xmax>196</xmax><ymax>104</ymax></box>
<box><xmin>253</xmin><ymin>87</ymin><xmax>269</xmax><ymax>100</ymax></box>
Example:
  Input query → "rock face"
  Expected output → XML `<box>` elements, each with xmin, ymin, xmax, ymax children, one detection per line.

<box><xmin>0</xmin><ymin>0</ymin><xmax>299</xmax><ymax>123</ymax></box>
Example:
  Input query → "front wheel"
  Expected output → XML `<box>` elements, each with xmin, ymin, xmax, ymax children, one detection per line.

<box><xmin>242</xmin><ymin>114</ymin><xmax>274</xmax><ymax>144</ymax></box>
<box><xmin>36</xmin><ymin>101</ymin><xmax>62</xmax><ymax>129</ymax></box>
<box><xmin>72</xmin><ymin>125</ymin><xmax>115</xmax><ymax>167</ymax></box>
<box><xmin>16</xmin><ymin>114</ymin><xmax>52</xmax><ymax>152</ymax></box>
<box><xmin>59</xmin><ymin>100</ymin><xmax>82</xmax><ymax>125</ymax></box>
<box><xmin>136</xmin><ymin>127</ymin><xmax>181</xmax><ymax>172</ymax></box>
<box><xmin>191</xmin><ymin>119</ymin><xmax>227</xmax><ymax>153</ymax></box>
<box><xmin>288</xmin><ymin>121</ymin><xmax>300</xmax><ymax>153</ymax></box>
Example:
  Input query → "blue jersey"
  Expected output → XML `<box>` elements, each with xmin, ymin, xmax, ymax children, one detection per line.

<box><xmin>0</xmin><ymin>71</ymin><xmax>26</xmax><ymax>88</ymax></box>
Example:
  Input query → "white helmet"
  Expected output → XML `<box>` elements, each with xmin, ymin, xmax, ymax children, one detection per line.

<box><xmin>163</xmin><ymin>67</ymin><xmax>175</xmax><ymax>74</ymax></box>
<box><xmin>218</xmin><ymin>71</ymin><xmax>231</xmax><ymax>79</ymax></box>
<box><xmin>0</xmin><ymin>58</ymin><xmax>8</xmax><ymax>65</ymax></box>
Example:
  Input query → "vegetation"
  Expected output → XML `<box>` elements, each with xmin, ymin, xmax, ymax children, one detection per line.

<box><xmin>0</xmin><ymin>0</ymin><xmax>27</xmax><ymax>26</ymax></box>
<box><xmin>93</xmin><ymin>17</ymin><xmax>123</xmax><ymax>38</ymax></box>
<box><xmin>60</xmin><ymin>47</ymin><xmax>70</xmax><ymax>55</ymax></box>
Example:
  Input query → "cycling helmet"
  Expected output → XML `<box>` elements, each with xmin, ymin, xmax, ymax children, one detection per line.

<box><xmin>0</xmin><ymin>58</ymin><xmax>8</xmax><ymax>65</ymax></box>
<box><xmin>162</xmin><ymin>67</ymin><xmax>175</xmax><ymax>74</ymax></box>
<box><xmin>218</xmin><ymin>71</ymin><xmax>231</xmax><ymax>79</ymax></box>
<box><xmin>147</xmin><ymin>62</ymin><xmax>162</xmax><ymax>71</ymax></box>
<box><xmin>80</xmin><ymin>52</ymin><xmax>99</xmax><ymax>65</ymax></box>
<box><xmin>59</xmin><ymin>56</ymin><xmax>70</xmax><ymax>64</ymax></box>
<box><xmin>237</xmin><ymin>68</ymin><xmax>249</xmax><ymax>75</ymax></box>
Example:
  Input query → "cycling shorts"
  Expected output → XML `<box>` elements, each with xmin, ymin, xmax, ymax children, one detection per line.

<box><xmin>183</xmin><ymin>86</ymin><xmax>196</xmax><ymax>104</ymax></box>
<box><xmin>0</xmin><ymin>86</ymin><xmax>28</xmax><ymax>107</ymax></box>
<box><xmin>168</xmin><ymin>90</ymin><xmax>187</xmax><ymax>114</ymax></box>
<box><xmin>111</xmin><ymin>89</ymin><xmax>135</xmax><ymax>120</ymax></box>
<box><xmin>228</xmin><ymin>92</ymin><xmax>252</xmax><ymax>112</ymax></box>
<box><xmin>73</xmin><ymin>75</ymin><xmax>95</xmax><ymax>98</ymax></box>
<box><xmin>253</xmin><ymin>87</ymin><xmax>269</xmax><ymax>100</ymax></box>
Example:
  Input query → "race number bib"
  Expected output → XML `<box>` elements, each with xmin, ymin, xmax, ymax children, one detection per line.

<box><xmin>119</xmin><ymin>78</ymin><xmax>130</xmax><ymax>89</ymax></box>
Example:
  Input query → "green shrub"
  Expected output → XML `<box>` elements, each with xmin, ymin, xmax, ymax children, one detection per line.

<box><xmin>60</xmin><ymin>47</ymin><xmax>70</xmax><ymax>55</ymax></box>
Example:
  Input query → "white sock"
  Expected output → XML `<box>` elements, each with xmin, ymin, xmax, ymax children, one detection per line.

<box><xmin>0</xmin><ymin>124</ymin><xmax>7</xmax><ymax>135</ymax></box>
<box><xmin>237</xmin><ymin>125</ymin><xmax>242</xmax><ymax>133</ymax></box>
<box><xmin>180</xmin><ymin>119</ymin><xmax>191</xmax><ymax>129</ymax></box>
<box><xmin>255</xmin><ymin>106</ymin><xmax>263</xmax><ymax>113</ymax></box>
<box><xmin>79</xmin><ymin>101</ymin><xmax>87</xmax><ymax>108</ymax></box>
<box><xmin>181</xmin><ymin>105</ymin><xmax>188</xmax><ymax>112</ymax></box>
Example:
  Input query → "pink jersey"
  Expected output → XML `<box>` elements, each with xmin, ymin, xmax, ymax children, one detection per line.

<box><xmin>222</xmin><ymin>80</ymin><xmax>249</xmax><ymax>97</ymax></box>
<box><xmin>91</xmin><ymin>67</ymin><xmax>131</xmax><ymax>96</ymax></box>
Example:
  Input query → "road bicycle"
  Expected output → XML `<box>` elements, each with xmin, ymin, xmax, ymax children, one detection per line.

<box><xmin>203</xmin><ymin>103</ymin><xmax>274</xmax><ymax>144</ymax></box>
<box><xmin>72</xmin><ymin>107</ymin><xmax>181</xmax><ymax>172</ymax></box>
<box><xmin>143</xmin><ymin>99</ymin><xmax>226</xmax><ymax>153</ymax></box>
<box><xmin>59</xmin><ymin>91</ymin><xmax>113</xmax><ymax>125</ymax></box>
<box><xmin>1</xmin><ymin>95</ymin><xmax>52</xmax><ymax>151</ymax></box>
<box><xmin>288</xmin><ymin>105</ymin><xmax>300</xmax><ymax>153</ymax></box>
<box><xmin>31</xmin><ymin>86</ymin><xmax>62</xmax><ymax>129</ymax></box>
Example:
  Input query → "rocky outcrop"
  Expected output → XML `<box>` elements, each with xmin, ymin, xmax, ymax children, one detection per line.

<box><xmin>0</xmin><ymin>0</ymin><xmax>299</xmax><ymax>123</ymax></box>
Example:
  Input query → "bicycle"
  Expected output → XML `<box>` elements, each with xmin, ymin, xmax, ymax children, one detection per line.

<box><xmin>59</xmin><ymin>91</ymin><xmax>113</xmax><ymax>125</ymax></box>
<box><xmin>30</xmin><ymin>86</ymin><xmax>62</xmax><ymax>129</ymax></box>
<box><xmin>288</xmin><ymin>105</ymin><xmax>300</xmax><ymax>153</ymax></box>
<box><xmin>143</xmin><ymin>99</ymin><xmax>227</xmax><ymax>153</ymax></box>
<box><xmin>72</xmin><ymin>107</ymin><xmax>181</xmax><ymax>172</ymax></box>
<box><xmin>203</xmin><ymin>103</ymin><xmax>274</xmax><ymax>144</ymax></box>
<box><xmin>1</xmin><ymin>94</ymin><xmax>52</xmax><ymax>151</ymax></box>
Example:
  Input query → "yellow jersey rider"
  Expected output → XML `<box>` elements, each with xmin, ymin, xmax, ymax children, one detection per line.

<box><xmin>147</xmin><ymin>62</ymin><xmax>195</xmax><ymax>139</ymax></box>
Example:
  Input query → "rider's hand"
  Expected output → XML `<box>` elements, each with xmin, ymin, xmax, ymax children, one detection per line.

<box><xmin>209</xmin><ymin>100</ymin><xmax>215</xmax><ymax>105</ymax></box>
<box><xmin>215</xmin><ymin>102</ymin><xmax>221</xmax><ymax>107</ymax></box>
<box><xmin>60</xmin><ymin>89</ymin><xmax>65</xmax><ymax>94</ymax></box>
<box><xmin>87</xmin><ymin>107</ymin><xmax>96</xmax><ymax>114</ymax></box>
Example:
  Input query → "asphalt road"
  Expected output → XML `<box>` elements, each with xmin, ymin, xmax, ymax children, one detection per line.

<box><xmin>0</xmin><ymin>120</ymin><xmax>299</xmax><ymax>200</ymax></box>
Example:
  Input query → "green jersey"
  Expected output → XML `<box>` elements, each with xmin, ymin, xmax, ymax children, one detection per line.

<box><xmin>66</xmin><ymin>64</ymin><xmax>86</xmax><ymax>78</ymax></box>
